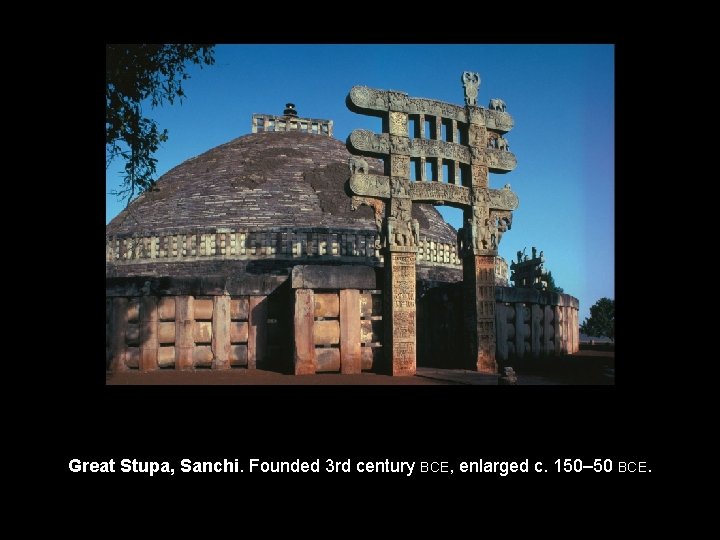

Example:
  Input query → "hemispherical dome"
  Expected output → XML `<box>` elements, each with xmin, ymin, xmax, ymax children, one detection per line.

<box><xmin>106</xmin><ymin>131</ymin><xmax>456</xmax><ymax>242</ymax></box>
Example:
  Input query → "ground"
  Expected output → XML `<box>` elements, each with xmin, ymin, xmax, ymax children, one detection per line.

<box><xmin>106</xmin><ymin>348</ymin><xmax>614</xmax><ymax>385</ymax></box>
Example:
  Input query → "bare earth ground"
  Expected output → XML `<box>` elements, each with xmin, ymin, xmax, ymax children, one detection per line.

<box><xmin>106</xmin><ymin>350</ymin><xmax>614</xmax><ymax>385</ymax></box>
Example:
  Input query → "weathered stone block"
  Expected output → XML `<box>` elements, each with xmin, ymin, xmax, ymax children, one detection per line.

<box><xmin>292</xmin><ymin>265</ymin><xmax>377</xmax><ymax>290</ymax></box>
<box><xmin>316</xmin><ymin>347</ymin><xmax>341</xmax><ymax>372</ymax></box>
<box><xmin>314</xmin><ymin>293</ymin><xmax>339</xmax><ymax>318</ymax></box>
<box><xmin>126</xmin><ymin>323</ymin><xmax>140</xmax><ymax>345</ymax></box>
<box><xmin>314</xmin><ymin>320</ymin><xmax>340</xmax><ymax>345</ymax></box>
<box><xmin>360</xmin><ymin>346</ymin><xmax>381</xmax><ymax>371</ymax></box>
<box><xmin>158</xmin><ymin>322</ymin><xmax>175</xmax><ymax>344</ymax></box>
<box><xmin>193</xmin><ymin>346</ymin><xmax>213</xmax><ymax>367</ymax></box>
<box><xmin>194</xmin><ymin>299</ymin><xmax>214</xmax><ymax>320</ymax></box>
<box><xmin>126</xmin><ymin>347</ymin><xmax>140</xmax><ymax>369</ymax></box>
<box><xmin>158</xmin><ymin>347</ymin><xmax>175</xmax><ymax>367</ymax></box>
<box><xmin>127</xmin><ymin>298</ymin><xmax>140</xmax><ymax>322</ymax></box>
<box><xmin>230</xmin><ymin>297</ymin><xmax>249</xmax><ymax>320</ymax></box>
<box><xmin>193</xmin><ymin>321</ymin><xmax>212</xmax><ymax>344</ymax></box>
<box><xmin>110</xmin><ymin>297</ymin><xmax>129</xmax><ymax>372</ymax></box>
<box><xmin>230</xmin><ymin>322</ymin><xmax>249</xmax><ymax>343</ymax></box>
<box><xmin>230</xmin><ymin>344</ymin><xmax>248</xmax><ymax>366</ymax></box>
<box><xmin>360</xmin><ymin>320</ymin><xmax>383</xmax><ymax>343</ymax></box>
<box><xmin>158</xmin><ymin>297</ymin><xmax>175</xmax><ymax>320</ymax></box>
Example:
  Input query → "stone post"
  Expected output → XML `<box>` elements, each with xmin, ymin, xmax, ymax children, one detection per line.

<box><xmin>463</xmin><ymin>255</ymin><xmax>497</xmax><ymax>372</ymax></box>
<box><xmin>544</xmin><ymin>305</ymin><xmax>554</xmax><ymax>355</ymax></box>
<box><xmin>139</xmin><ymin>296</ymin><xmax>159</xmax><ymax>372</ymax></box>
<box><xmin>462</xmin><ymin>103</ymin><xmax>497</xmax><ymax>374</ymax></box>
<box><xmin>495</xmin><ymin>303</ymin><xmax>508</xmax><ymax>362</ymax></box>
<box><xmin>110</xmin><ymin>297</ymin><xmax>128</xmax><ymax>372</ymax></box>
<box><xmin>211</xmin><ymin>294</ymin><xmax>231</xmax><ymax>370</ymax></box>
<box><xmin>175</xmin><ymin>295</ymin><xmax>194</xmax><ymax>370</ymax></box>
<box><xmin>248</xmin><ymin>296</ymin><xmax>267</xmax><ymax>370</ymax></box>
<box><xmin>384</xmin><ymin>107</ymin><xmax>417</xmax><ymax>376</ymax></box>
<box><xmin>339</xmin><ymin>289</ymin><xmax>361</xmax><ymax>374</ymax></box>
<box><xmin>385</xmin><ymin>250</ymin><xmax>417</xmax><ymax>375</ymax></box>
<box><xmin>531</xmin><ymin>304</ymin><xmax>543</xmax><ymax>358</ymax></box>
<box><xmin>294</xmin><ymin>289</ymin><xmax>316</xmax><ymax>375</ymax></box>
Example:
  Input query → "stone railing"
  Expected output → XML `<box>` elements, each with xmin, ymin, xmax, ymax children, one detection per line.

<box><xmin>106</xmin><ymin>272</ymin><xmax>580</xmax><ymax>375</ymax></box>
<box><xmin>495</xmin><ymin>287</ymin><xmax>580</xmax><ymax>361</ymax></box>
<box><xmin>106</xmin><ymin>228</ymin><xmax>461</xmax><ymax>268</ymax></box>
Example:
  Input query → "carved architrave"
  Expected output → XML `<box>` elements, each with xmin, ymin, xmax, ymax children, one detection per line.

<box><xmin>484</xmin><ymin>109</ymin><xmax>514</xmax><ymax>132</ymax></box>
<box><xmin>349</xmin><ymin>174</ymin><xmax>515</xmax><ymax>210</ymax></box>
<box><xmin>348</xmin><ymin>173</ymin><xmax>391</xmax><ymax>198</ymax></box>
<box><xmin>488</xmin><ymin>185</ymin><xmax>519</xmax><ymax>211</ymax></box>
<box><xmin>348</xmin><ymin>129</ymin><xmax>390</xmax><ymax>156</ymax></box>
<box><xmin>349</xmin><ymin>85</ymin><xmax>515</xmax><ymax>134</ymax></box>
<box><xmin>409</xmin><ymin>182</ymin><xmax>471</xmax><ymax>205</ymax></box>
<box><xmin>486</xmin><ymin>149</ymin><xmax>517</xmax><ymax>172</ymax></box>
<box><xmin>348</xmin><ymin>86</ymin><xmax>473</xmax><ymax>124</ymax></box>
<box><xmin>409</xmin><ymin>139</ymin><xmax>471</xmax><ymax>163</ymax></box>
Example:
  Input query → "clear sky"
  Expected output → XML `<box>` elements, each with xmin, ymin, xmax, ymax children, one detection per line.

<box><xmin>106</xmin><ymin>44</ymin><xmax>614</xmax><ymax>323</ymax></box>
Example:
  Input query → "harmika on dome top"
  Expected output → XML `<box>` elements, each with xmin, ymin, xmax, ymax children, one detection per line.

<box><xmin>106</xmin><ymin>130</ymin><xmax>462</xmax><ymax>277</ymax></box>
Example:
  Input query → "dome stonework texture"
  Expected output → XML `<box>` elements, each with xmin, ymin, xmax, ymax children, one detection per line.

<box><xmin>107</xmin><ymin>132</ymin><xmax>456</xmax><ymax>240</ymax></box>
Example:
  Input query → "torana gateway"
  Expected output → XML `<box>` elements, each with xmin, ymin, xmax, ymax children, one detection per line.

<box><xmin>105</xmin><ymin>73</ymin><xmax>579</xmax><ymax>377</ymax></box>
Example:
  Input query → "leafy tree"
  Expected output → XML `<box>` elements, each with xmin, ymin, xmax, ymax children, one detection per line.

<box><xmin>544</xmin><ymin>270</ymin><xmax>564</xmax><ymax>293</ymax></box>
<box><xmin>580</xmin><ymin>297</ymin><xmax>615</xmax><ymax>341</ymax></box>
<box><xmin>106</xmin><ymin>44</ymin><xmax>215</xmax><ymax>204</ymax></box>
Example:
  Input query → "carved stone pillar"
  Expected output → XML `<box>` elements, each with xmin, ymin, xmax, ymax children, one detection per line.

<box><xmin>385</xmin><ymin>109</ymin><xmax>416</xmax><ymax>376</ymax></box>
<box><xmin>385</xmin><ymin>248</ymin><xmax>417</xmax><ymax>376</ymax></box>
<box><xmin>463</xmin><ymin>254</ymin><xmax>497</xmax><ymax>373</ymax></box>
<box><xmin>462</xmin><ymin>102</ymin><xmax>498</xmax><ymax>373</ymax></box>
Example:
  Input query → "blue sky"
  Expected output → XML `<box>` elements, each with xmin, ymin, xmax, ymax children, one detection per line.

<box><xmin>106</xmin><ymin>44</ymin><xmax>614</xmax><ymax>323</ymax></box>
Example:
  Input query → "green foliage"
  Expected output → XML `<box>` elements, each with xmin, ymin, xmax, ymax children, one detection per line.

<box><xmin>544</xmin><ymin>270</ymin><xmax>563</xmax><ymax>293</ymax></box>
<box><xmin>106</xmin><ymin>44</ymin><xmax>215</xmax><ymax>204</ymax></box>
<box><xmin>580</xmin><ymin>297</ymin><xmax>615</xmax><ymax>341</ymax></box>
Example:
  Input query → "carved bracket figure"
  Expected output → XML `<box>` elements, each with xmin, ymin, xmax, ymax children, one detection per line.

<box><xmin>462</xmin><ymin>72</ymin><xmax>480</xmax><ymax>106</ymax></box>
<box><xmin>351</xmin><ymin>196</ymin><xmax>385</xmax><ymax>248</ymax></box>
<box><xmin>491</xmin><ymin>210</ymin><xmax>513</xmax><ymax>245</ymax></box>
<box><xmin>496</xmin><ymin>137</ymin><xmax>509</xmax><ymax>151</ymax></box>
<box><xmin>489</xmin><ymin>98</ymin><xmax>506</xmax><ymax>112</ymax></box>
<box><xmin>348</xmin><ymin>156</ymin><xmax>369</xmax><ymax>175</ymax></box>
<box><xmin>387</xmin><ymin>217</ymin><xmax>419</xmax><ymax>247</ymax></box>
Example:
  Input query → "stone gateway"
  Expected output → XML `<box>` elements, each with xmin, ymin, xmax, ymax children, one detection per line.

<box><xmin>106</xmin><ymin>84</ymin><xmax>580</xmax><ymax>379</ymax></box>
